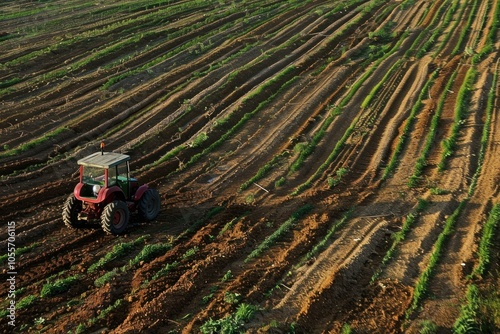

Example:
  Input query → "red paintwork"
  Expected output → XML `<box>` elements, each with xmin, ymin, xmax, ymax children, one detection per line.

<box><xmin>80</xmin><ymin>202</ymin><xmax>101</xmax><ymax>220</ymax></box>
<box><xmin>133</xmin><ymin>184</ymin><xmax>149</xmax><ymax>201</ymax></box>
<box><xmin>74</xmin><ymin>183</ymin><xmax>126</xmax><ymax>220</ymax></box>
<box><xmin>74</xmin><ymin>183</ymin><xmax>124</xmax><ymax>204</ymax></box>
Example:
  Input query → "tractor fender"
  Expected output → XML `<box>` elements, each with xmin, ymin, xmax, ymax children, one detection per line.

<box><xmin>73</xmin><ymin>183</ymin><xmax>85</xmax><ymax>199</ymax></box>
<box><xmin>74</xmin><ymin>183</ymin><xmax>125</xmax><ymax>203</ymax></box>
<box><xmin>102</xmin><ymin>186</ymin><xmax>126</xmax><ymax>202</ymax></box>
<box><xmin>133</xmin><ymin>184</ymin><xmax>149</xmax><ymax>201</ymax></box>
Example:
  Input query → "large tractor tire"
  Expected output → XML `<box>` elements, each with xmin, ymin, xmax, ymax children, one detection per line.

<box><xmin>138</xmin><ymin>188</ymin><xmax>160</xmax><ymax>221</ymax></box>
<box><xmin>62</xmin><ymin>194</ymin><xmax>85</xmax><ymax>228</ymax></box>
<box><xmin>101</xmin><ymin>200</ymin><xmax>130</xmax><ymax>235</ymax></box>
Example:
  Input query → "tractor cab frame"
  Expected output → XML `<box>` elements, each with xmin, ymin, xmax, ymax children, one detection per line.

<box><xmin>77</xmin><ymin>152</ymin><xmax>140</xmax><ymax>204</ymax></box>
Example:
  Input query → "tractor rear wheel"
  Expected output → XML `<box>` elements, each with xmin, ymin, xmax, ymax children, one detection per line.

<box><xmin>101</xmin><ymin>200</ymin><xmax>130</xmax><ymax>235</ymax></box>
<box><xmin>62</xmin><ymin>194</ymin><xmax>85</xmax><ymax>228</ymax></box>
<box><xmin>138</xmin><ymin>188</ymin><xmax>160</xmax><ymax>221</ymax></box>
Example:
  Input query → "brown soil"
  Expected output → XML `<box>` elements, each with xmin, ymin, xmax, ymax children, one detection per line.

<box><xmin>1</xmin><ymin>0</ymin><xmax>499</xmax><ymax>333</ymax></box>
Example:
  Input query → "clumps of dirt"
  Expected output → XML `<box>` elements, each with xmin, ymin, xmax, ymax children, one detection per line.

<box><xmin>46</xmin><ymin>281</ymin><xmax>126</xmax><ymax>334</ymax></box>
<box><xmin>344</xmin><ymin>279</ymin><xmax>413</xmax><ymax>333</ymax></box>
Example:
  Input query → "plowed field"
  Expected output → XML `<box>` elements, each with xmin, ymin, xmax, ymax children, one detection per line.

<box><xmin>1</xmin><ymin>0</ymin><xmax>500</xmax><ymax>333</ymax></box>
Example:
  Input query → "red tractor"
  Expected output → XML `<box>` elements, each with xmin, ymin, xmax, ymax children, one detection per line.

<box><xmin>62</xmin><ymin>147</ymin><xmax>160</xmax><ymax>235</ymax></box>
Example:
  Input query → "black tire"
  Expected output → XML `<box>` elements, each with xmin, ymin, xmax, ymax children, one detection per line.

<box><xmin>62</xmin><ymin>194</ymin><xmax>85</xmax><ymax>228</ymax></box>
<box><xmin>138</xmin><ymin>188</ymin><xmax>160</xmax><ymax>221</ymax></box>
<box><xmin>101</xmin><ymin>200</ymin><xmax>130</xmax><ymax>235</ymax></box>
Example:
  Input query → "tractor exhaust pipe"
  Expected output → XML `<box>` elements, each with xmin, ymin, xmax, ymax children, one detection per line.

<box><xmin>100</xmin><ymin>142</ymin><xmax>105</xmax><ymax>155</ymax></box>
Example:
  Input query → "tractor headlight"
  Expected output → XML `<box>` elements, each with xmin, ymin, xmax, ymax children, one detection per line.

<box><xmin>93</xmin><ymin>185</ymin><xmax>101</xmax><ymax>196</ymax></box>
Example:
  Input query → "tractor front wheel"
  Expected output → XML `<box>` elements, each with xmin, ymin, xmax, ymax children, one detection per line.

<box><xmin>62</xmin><ymin>194</ymin><xmax>85</xmax><ymax>228</ymax></box>
<box><xmin>138</xmin><ymin>188</ymin><xmax>160</xmax><ymax>221</ymax></box>
<box><xmin>101</xmin><ymin>200</ymin><xmax>130</xmax><ymax>235</ymax></box>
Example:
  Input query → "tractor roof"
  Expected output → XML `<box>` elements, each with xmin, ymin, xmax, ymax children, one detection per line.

<box><xmin>78</xmin><ymin>152</ymin><xmax>130</xmax><ymax>169</ymax></box>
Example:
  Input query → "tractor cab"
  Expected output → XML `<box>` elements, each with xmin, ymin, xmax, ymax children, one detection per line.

<box><xmin>76</xmin><ymin>151</ymin><xmax>138</xmax><ymax>201</ymax></box>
